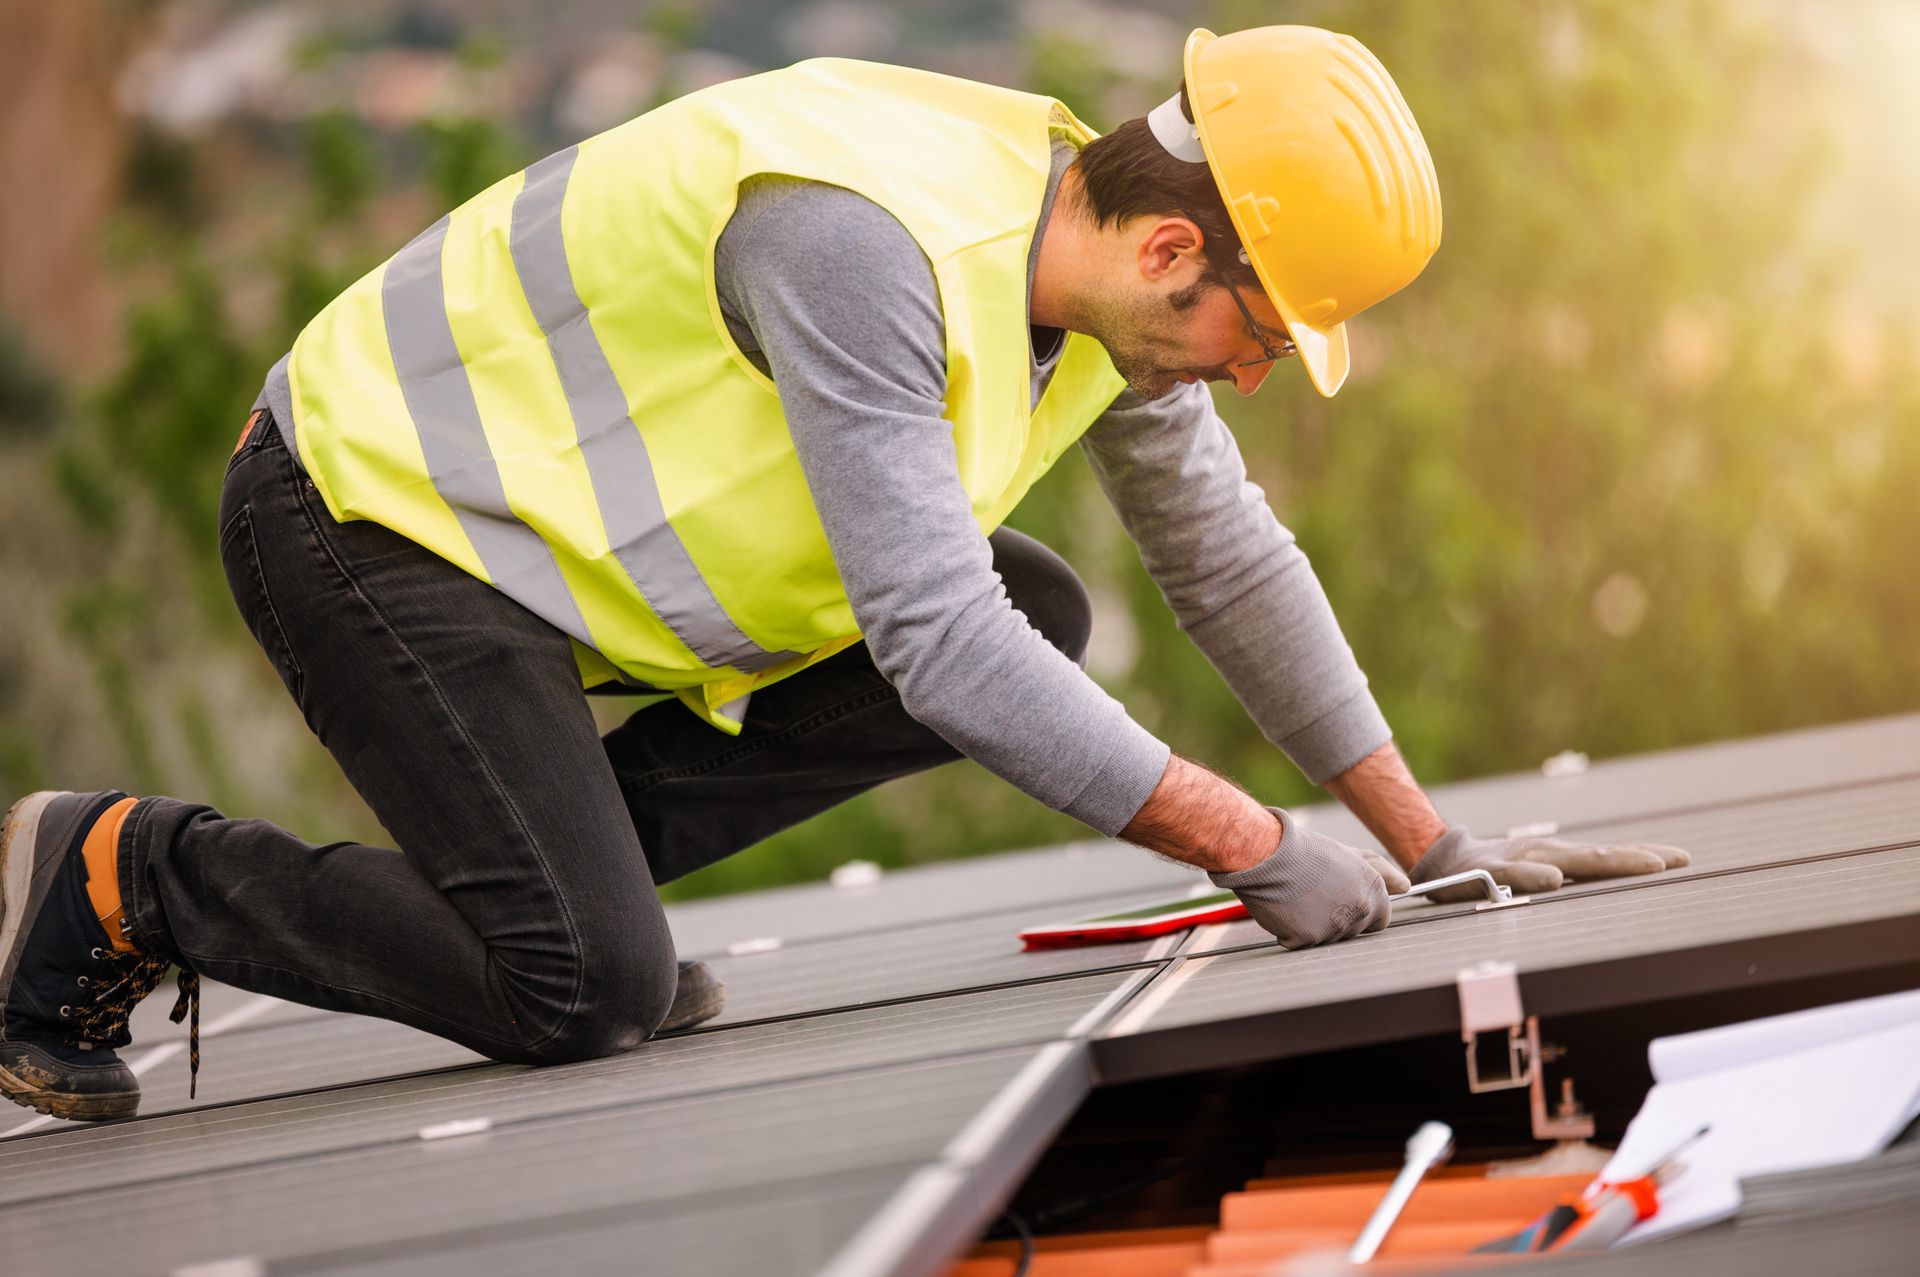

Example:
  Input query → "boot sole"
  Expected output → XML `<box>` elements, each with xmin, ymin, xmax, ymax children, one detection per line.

<box><xmin>0</xmin><ymin>1059</ymin><xmax>139</xmax><ymax>1121</ymax></box>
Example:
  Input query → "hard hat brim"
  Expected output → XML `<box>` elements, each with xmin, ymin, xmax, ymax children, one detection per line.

<box><xmin>1288</xmin><ymin>320</ymin><xmax>1350</xmax><ymax>398</ymax></box>
<box><xmin>1181</xmin><ymin>27</ymin><xmax>1350</xmax><ymax>399</ymax></box>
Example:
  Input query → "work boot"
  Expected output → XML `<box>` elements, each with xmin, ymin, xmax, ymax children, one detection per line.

<box><xmin>659</xmin><ymin>959</ymin><xmax>724</xmax><ymax>1034</ymax></box>
<box><xmin>0</xmin><ymin>791</ymin><xmax>197</xmax><ymax>1121</ymax></box>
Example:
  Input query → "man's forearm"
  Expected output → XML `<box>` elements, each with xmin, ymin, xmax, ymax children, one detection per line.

<box><xmin>1322</xmin><ymin>740</ymin><xmax>1447</xmax><ymax>870</ymax></box>
<box><xmin>1120</xmin><ymin>754</ymin><xmax>1280</xmax><ymax>873</ymax></box>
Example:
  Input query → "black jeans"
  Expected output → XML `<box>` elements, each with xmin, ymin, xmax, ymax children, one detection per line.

<box><xmin>117</xmin><ymin>410</ymin><xmax>1091</xmax><ymax>1065</ymax></box>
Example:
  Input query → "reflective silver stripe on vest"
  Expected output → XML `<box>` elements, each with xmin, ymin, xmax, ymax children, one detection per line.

<box><xmin>509</xmin><ymin>147</ymin><xmax>796</xmax><ymax>674</ymax></box>
<box><xmin>383</xmin><ymin>217</ymin><xmax>592</xmax><ymax>644</ymax></box>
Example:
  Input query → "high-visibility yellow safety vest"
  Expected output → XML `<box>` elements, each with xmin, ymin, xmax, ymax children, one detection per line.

<box><xmin>285</xmin><ymin>58</ymin><xmax>1127</xmax><ymax>732</ymax></box>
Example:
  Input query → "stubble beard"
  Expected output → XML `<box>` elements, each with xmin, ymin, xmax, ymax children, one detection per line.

<box><xmin>1079</xmin><ymin>277</ymin><xmax>1215</xmax><ymax>401</ymax></box>
<box><xmin>1107</xmin><ymin>344</ymin><xmax>1184</xmax><ymax>401</ymax></box>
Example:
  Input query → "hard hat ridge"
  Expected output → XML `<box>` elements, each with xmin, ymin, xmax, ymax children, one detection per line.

<box><xmin>1319</xmin><ymin>36</ymin><xmax>1441</xmax><ymax>259</ymax></box>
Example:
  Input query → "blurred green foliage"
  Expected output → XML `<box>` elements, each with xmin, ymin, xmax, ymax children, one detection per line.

<box><xmin>1021</xmin><ymin>31</ymin><xmax>1131</xmax><ymax>113</ymax></box>
<box><xmin>121</xmin><ymin>125</ymin><xmax>207</xmax><ymax>227</ymax></box>
<box><xmin>24</xmin><ymin>0</ymin><xmax>1920</xmax><ymax>902</ymax></box>
<box><xmin>418</xmin><ymin>116</ymin><xmax>530</xmax><ymax>208</ymax></box>
<box><xmin>0</xmin><ymin>655</ymin><xmax>46</xmax><ymax>796</ymax></box>
<box><xmin>642</xmin><ymin>2</ymin><xmax>706</xmax><ymax>51</ymax></box>
<box><xmin>302</xmin><ymin>110</ymin><xmax>380</xmax><ymax>222</ymax></box>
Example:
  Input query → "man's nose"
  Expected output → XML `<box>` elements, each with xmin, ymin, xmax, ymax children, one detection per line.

<box><xmin>1228</xmin><ymin>361</ymin><xmax>1276</xmax><ymax>396</ymax></box>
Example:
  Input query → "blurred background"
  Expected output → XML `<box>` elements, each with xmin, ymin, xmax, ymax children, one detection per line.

<box><xmin>2</xmin><ymin>0</ymin><xmax>1917</xmax><ymax>901</ymax></box>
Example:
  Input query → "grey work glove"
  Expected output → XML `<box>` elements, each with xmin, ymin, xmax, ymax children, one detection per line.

<box><xmin>1268</xmin><ymin>807</ymin><xmax>1410</xmax><ymax>893</ymax></box>
<box><xmin>1348</xmin><ymin>843</ymin><xmax>1411</xmax><ymax>895</ymax></box>
<box><xmin>1210</xmin><ymin>808</ymin><xmax>1391</xmax><ymax>949</ymax></box>
<box><xmin>1411</xmin><ymin>826</ymin><xmax>1691</xmax><ymax>902</ymax></box>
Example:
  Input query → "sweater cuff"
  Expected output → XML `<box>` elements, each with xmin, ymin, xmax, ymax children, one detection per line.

<box><xmin>1059</xmin><ymin>720</ymin><xmax>1173</xmax><ymax>838</ymax></box>
<box><xmin>1276</xmin><ymin>687</ymin><xmax>1392</xmax><ymax>785</ymax></box>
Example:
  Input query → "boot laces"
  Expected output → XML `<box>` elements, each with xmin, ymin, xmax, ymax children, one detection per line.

<box><xmin>72</xmin><ymin>952</ymin><xmax>202</xmax><ymax>1098</ymax></box>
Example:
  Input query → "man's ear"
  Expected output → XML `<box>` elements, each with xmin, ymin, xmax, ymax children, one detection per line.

<box><xmin>1137</xmin><ymin>217</ymin><xmax>1207</xmax><ymax>284</ymax></box>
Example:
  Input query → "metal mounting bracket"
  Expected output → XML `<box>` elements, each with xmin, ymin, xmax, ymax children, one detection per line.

<box><xmin>1454</xmin><ymin>961</ymin><xmax>1596</xmax><ymax>1140</ymax></box>
<box><xmin>1456</xmin><ymin>961</ymin><xmax>1530</xmax><ymax>1092</ymax></box>
<box><xmin>1526</xmin><ymin>1014</ymin><xmax>1597</xmax><ymax>1142</ymax></box>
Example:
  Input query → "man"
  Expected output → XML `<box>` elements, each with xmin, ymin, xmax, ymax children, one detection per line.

<box><xmin>0</xmin><ymin>26</ymin><xmax>1686</xmax><ymax>1122</ymax></box>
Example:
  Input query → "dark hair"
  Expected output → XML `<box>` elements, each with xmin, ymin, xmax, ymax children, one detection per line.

<box><xmin>1068</xmin><ymin>86</ymin><xmax>1261</xmax><ymax>291</ymax></box>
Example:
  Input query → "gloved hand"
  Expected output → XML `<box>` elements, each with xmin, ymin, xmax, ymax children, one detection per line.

<box><xmin>1411</xmin><ymin>826</ymin><xmax>1691</xmax><ymax>902</ymax></box>
<box><xmin>1257</xmin><ymin>806</ymin><xmax>1411</xmax><ymax>893</ymax></box>
<box><xmin>1346</xmin><ymin>842</ymin><xmax>1411</xmax><ymax>895</ymax></box>
<box><xmin>1211</xmin><ymin>808</ymin><xmax>1391</xmax><ymax>949</ymax></box>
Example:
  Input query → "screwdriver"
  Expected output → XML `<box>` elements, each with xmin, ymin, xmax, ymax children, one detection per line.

<box><xmin>1348</xmin><ymin>1121</ymin><xmax>1456</xmax><ymax>1263</ymax></box>
<box><xmin>1552</xmin><ymin>1124</ymin><xmax>1711</xmax><ymax>1252</ymax></box>
<box><xmin>1476</xmin><ymin>1124</ymin><xmax>1710</xmax><ymax>1254</ymax></box>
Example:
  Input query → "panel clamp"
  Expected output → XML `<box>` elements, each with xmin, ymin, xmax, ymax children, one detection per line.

<box><xmin>1454</xmin><ymin>961</ymin><xmax>1595</xmax><ymax>1141</ymax></box>
<box><xmin>1457</xmin><ymin>960</ymin><xmax>1529</xmax><ymax>1092</ymax></box>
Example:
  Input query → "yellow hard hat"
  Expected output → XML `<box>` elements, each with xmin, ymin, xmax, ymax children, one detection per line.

<box><xmin>1153</xmin><ymin>27</ymin><xmax>1442</xmax><ymax>396</ymax></box>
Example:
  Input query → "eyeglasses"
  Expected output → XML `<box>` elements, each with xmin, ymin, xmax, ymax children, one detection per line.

<box><xmin>1226</xmin><ymin>286</ymin><xmax>1298</xmax><ymax>368</ymax></box>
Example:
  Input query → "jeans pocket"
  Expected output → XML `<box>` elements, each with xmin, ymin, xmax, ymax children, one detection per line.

<box><xmin>220</xmin><ymin>503</ymin><xmax>306</xmax><ymax>705</ymax></box>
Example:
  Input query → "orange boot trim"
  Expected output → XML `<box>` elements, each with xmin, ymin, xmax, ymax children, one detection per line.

<box><xmin>82</xmin><ymin>796</ymin><xmax>140</xmax><ymax>954</ymax></box>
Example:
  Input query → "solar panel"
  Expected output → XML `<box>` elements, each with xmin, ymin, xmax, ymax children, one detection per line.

<box><xmin>0</xmin><ymin>1046</ymin><xmax>1063</xmax><ymax>1276</ymax></box>
<box><xmin>3</xmin><ymin>714</ymin><xmax>1914</xmax><ymax>1277</ymax></box>
<box><xmin>1206</xmin><ymin>771</ymin><xmax>1920</xmax><ymax>939</ymax></box>
<box><xmin>665</xmin><ymin>839</ymin><xmax>1201</xmax><ymax>957</ymax></box>
<box><xmin>311</xmin><ymin>1164</ymin><xmax>915</xmax><ymax>1276</ymax></box>
<box><xmin>1098</xmin><ymin>844</ymin><xmax>1920</xmax><ymax>1080</ymax></box>
<box><xmin>694</xmin><ymin>889</ymin><xmax>1177</xmax><ymax>1028</ymax></box>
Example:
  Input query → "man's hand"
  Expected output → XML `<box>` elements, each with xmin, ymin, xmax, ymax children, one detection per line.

<box><xmin>1411</xmin><ymin>827</ymin><xmax>1691</xmax><ymax>901</ymax></box>
<box><xmin>1118</xmin><ymin>758</ymin><xmax>1391</xmax><ymax>947</ymax></box>
<box><xmin>1211</xmin><ymin>808</ymin><xmax>1391</xmax><ymax>948</ymax></box>
<box><xmin>1346</xmin><ymin>841</ymin><xmax>1411</xmax><ymax>894</ymax></box>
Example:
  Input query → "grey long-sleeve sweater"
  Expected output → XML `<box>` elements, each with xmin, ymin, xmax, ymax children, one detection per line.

<box><xmin>258</xmin><ymin>142</ymin><xmax>1391</xmax><ymax>838</ymax></box>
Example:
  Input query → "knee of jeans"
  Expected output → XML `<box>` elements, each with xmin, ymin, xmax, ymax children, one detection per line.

<box><xmin>988</xmin><ymin>528</ymin><xmax>1092</xmax><ymax>667</ymax></box>
<box><xmin>513</xmin><ymin>950</ymin><xmax>677</xmax><ymax>1065</ymax></box>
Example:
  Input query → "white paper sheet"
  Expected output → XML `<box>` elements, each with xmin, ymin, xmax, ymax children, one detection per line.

<box><xmin>1603</xmin><ymin>991</ymin><xmax>1920</xmax><ymax>1245</ymax></box>
<box><xmin>1648</xmin><ymin>987</ymin><xmax>1920</xmax><ymax>1083</ymax></box>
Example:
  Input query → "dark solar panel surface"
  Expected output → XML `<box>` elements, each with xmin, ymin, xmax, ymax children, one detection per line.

<box><xmin>1190</xmin><ymin>767</ymin><xmax>1920</xmax><ymax>943</ymax></box>
<box><xmin>95</xmin><ymin>969</ymin><xmax>1136</xmax><ymax>1125</ymax></box>
<box><xmin>694</xmin><ymin>890</ymin><xmax>1170</xmax><ymax>1027</ymax></box>
<box><xmin>115</xmin><ymin>882</ymin><xmax>1178</xmax><ymax>1086</ymax></box>
<box><xmin>1111</xmin><ymin>848</ymin><xmax>1920</xmax><ymax>1040</ymax></box>
<box><xmin>310</xmin><ymin>1166</ymin><xmax>914</xmax><ymax>1277</ymax></box>
<box><xmin>665</xmin><ymin>839</ymin><xmax>1201</xmax><ymax>957</ymax></box>
<box><xmin>0</xmin><ymin>1049</ymin><xmax>1049</xmax><ymax>1277</ymax></box>
<box><xmin>1</xmin><ymin>713</ymin><xmax>1915</xmax><ymax>1277</ymax></box>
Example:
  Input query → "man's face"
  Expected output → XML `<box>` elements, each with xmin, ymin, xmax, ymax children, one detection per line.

<box><xmin>1088</xmin><ymin>273</ymin><xmax>1295</xmax><ymax>402</ymax></box>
